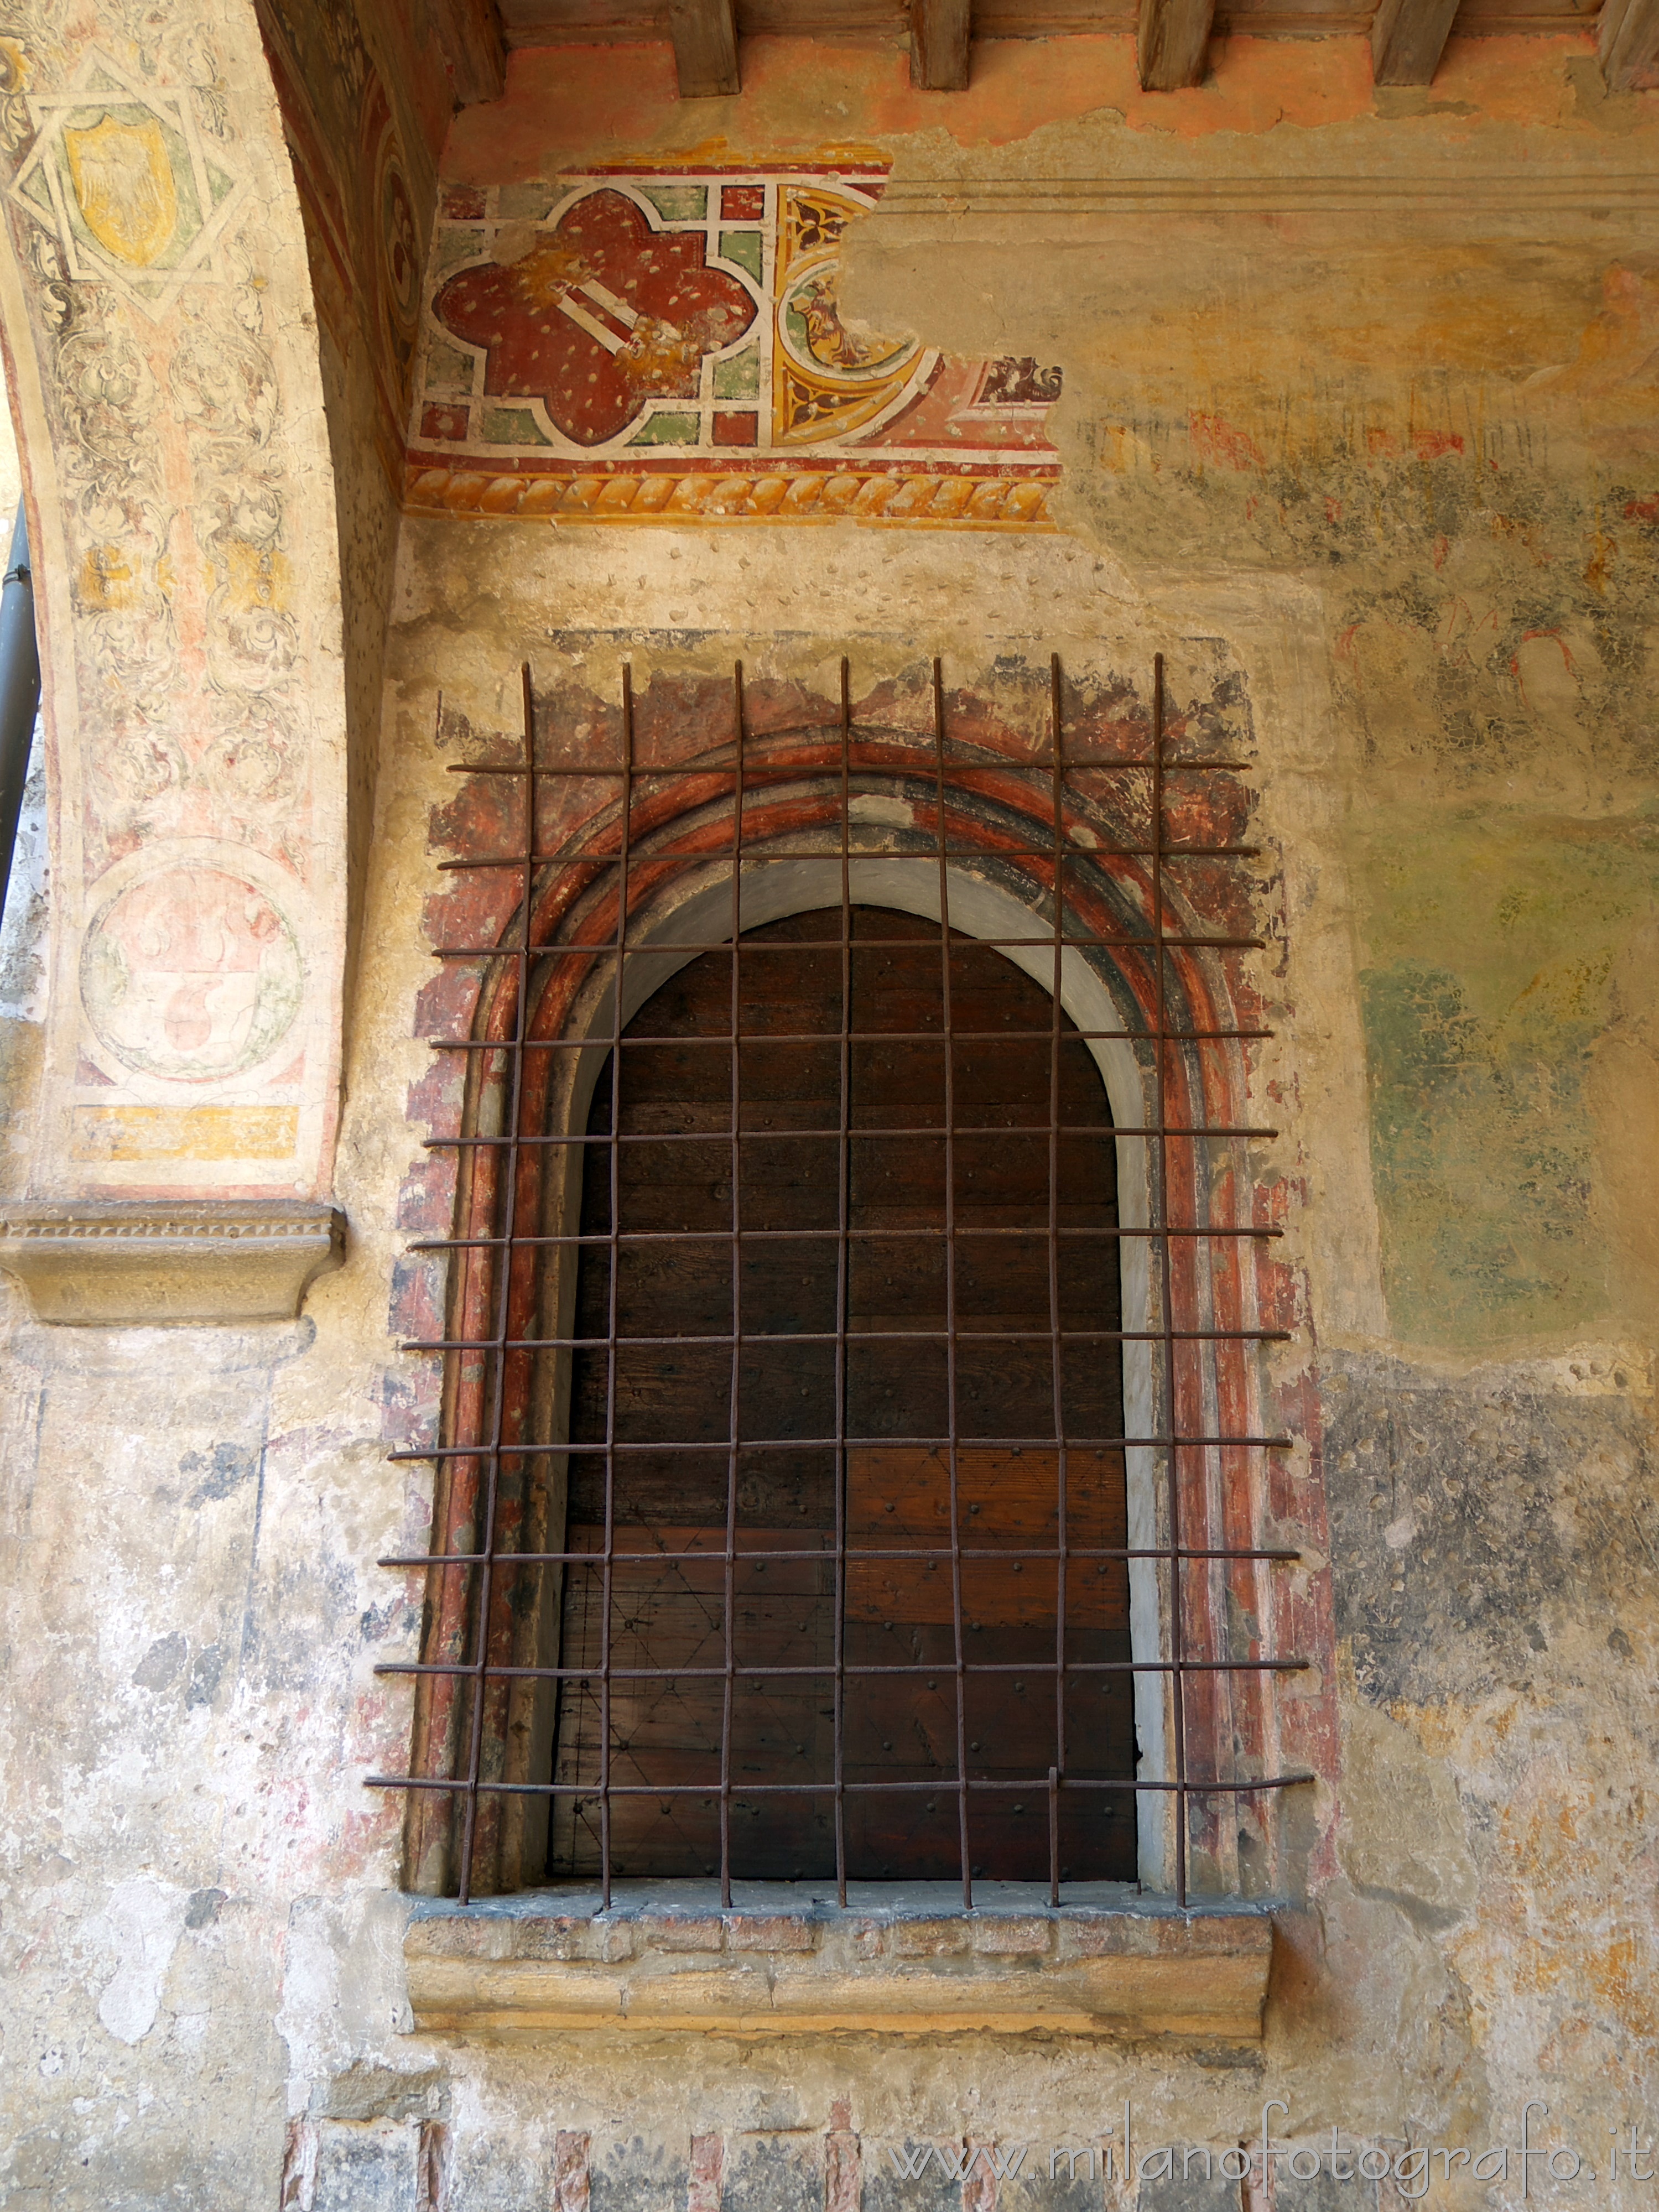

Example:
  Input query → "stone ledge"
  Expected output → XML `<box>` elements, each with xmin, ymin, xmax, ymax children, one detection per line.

<box><xmin>403</xmin><ymin>1893</ymin><xmax>1275</xmax><ymax>2041</ymax></box>
<box><xmin>0</xmin><ymin>1200</ymin><xmax>346</xmax><ymax>1324</ymax></box>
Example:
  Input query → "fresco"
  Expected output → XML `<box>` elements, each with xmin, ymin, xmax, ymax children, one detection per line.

<box><xmin>0</xmin><ymin>9</ymin><xmax>345</xmax><ymax>1195</ymax></box>
<box><xmin>252</xmin><ymin>0</ymin><xmax>435</xmax><ymax>490</ymax></box>
<box><xmin>407</xmin><ymin>169</ymin><xmax>1062</xmax><ymax>528</ymax></box>
<box><xmin>79</xmin><ymin>865</ymin><xmax>303</xmax><ymax>1085</ymax></box>
<box><xmin>8</xmin><ymin>46</ymin><xmax>248</xmax><ymax>318</ymax></box>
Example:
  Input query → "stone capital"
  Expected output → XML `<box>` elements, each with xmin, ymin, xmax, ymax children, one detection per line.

<box><xmin>0</xmin><ymin>1199</ymin><xmax>346</xmax><ymax>1325</ymax></box>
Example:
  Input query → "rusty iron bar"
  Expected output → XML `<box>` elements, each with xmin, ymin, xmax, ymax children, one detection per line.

<box><xmin>441</xmin><ymin>755</ymin><xmax>1259</xmax><ymax>778</ymax></box>
<box><xmin>1150</xmin><ymin>651</ymin><xmax>1189</xmax><ymax>1907</ymax></box>
<box><xmin>932</xmin><ymin>658</ymin><xmax>972</xmax><ymax>1909</ymax></box>
<box><xmin>1046</xmin><ymin>652</ymin><xmax>1068</xmax><ymax>1905</ymax></box>
<box><xmin>451</xmin><ymin>662</ymin><xmax>537</xmax><ymax>1905</ymax></box>
<box><xmin>393</xmin><ymin>1433</ymin><xmax>1291</xmax><ymax>1459</ymax></box>
<box><xmin>431</xmin><ymin>935</ymin><xmax>1268</xmax><ymax>956</ymax></box>
<box><xmin>440</xmin><ymin>846</ymin><xmax>1265</xmax><ymax>868</ymax></box>
<box><xmin>719</xmin><ymin>663</ymin><xmax>746</xmax><ymax>1909</ymax></box>
<box><xmin>834</xmin><ymin>655</ymin><xmax>852</xmax><ymax>1908</ymax></box>
<box><xmin>371</xmin><ymin>1772</ymin><xmax>1317</xmax><ymax>1797</ymax></box>
<box><xmin>424</xmin><ymin>1028</ymin><xmax>1277</xmax><ymax>1048</ymax></box>
<box><xmin>381</xmin><ymin>1544</ymin><xmax>1304</xmax><ymax>1567</ymax></box>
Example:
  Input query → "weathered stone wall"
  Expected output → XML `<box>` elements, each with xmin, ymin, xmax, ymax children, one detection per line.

<box><xmin>0</xmin><ymin>30</ymin><xmax>1655</xmax><ymax>2210</ymax></box>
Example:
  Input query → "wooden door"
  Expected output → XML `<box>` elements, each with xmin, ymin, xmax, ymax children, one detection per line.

<box><xmin>549</xmin><ymin>907</ymin><xmax>1136</xmax><ymax>1883</ymax></box>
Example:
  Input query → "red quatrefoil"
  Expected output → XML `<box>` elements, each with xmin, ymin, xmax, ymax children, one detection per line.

<box><xmin>434</xmin><ymin>188</ymin><xmax>758</xmax><ymax>449</ymax></box>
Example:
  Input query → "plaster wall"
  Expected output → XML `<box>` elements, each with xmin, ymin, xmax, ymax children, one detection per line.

<box><xmin>0</xmin><ymin>33</ymin><xmax>1655</xmax><ymax>2210</ymax></box>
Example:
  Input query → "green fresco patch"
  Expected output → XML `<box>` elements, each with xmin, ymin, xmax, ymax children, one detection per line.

<box><xmin>719</xmin><ymin>230</ymin><xmax>764</xmax><ymax>283</ymax></box>
<box><xmin>436</xmin><ymin>228</ymin><xmax>487</xmax><ymax>274</ymax></box>
<box><xmin>1356</xmin><ymin>804</ymin><xmax>1657</xmax><ymax>1349</ymax></box>
<box><xmin>638</xmin><ymin>185</ymin><xmax>708</xmax><ymax>223</ymax></box>
<box><xmin>481</xmin><ymin>406</ymin><xmax>553</xmax><ymax>447</ymax></box>
<box><xmin>628</xmin><ymin>412</ymin><xmax>701</xmax><ymax>446</ymax></box>
<box><xmin>425</xmin><ymin>342</ymin><xmax>477</xmax><ymax>395</ymax></box>
<box><xmin>497</xmin><ymin>185</ymin><xmax>557</xmax><ymax>222</ymax></box>
<box><xmin>713</xmin><ymin>344</ymin><xmax>760</xmax><ymax>400</ymax></box>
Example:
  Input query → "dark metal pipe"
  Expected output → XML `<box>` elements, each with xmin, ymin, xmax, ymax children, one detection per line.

<box><xmin>0</xmin><ymin>501</ymin><xmax>40</xmax><ymax>929</ymax></box>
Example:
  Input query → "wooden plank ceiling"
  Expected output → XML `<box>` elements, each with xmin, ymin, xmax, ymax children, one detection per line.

<box><xmin>439</xmin><ymin>0</ymin><xmax>1645</xmax><ymax>111</ymax></box>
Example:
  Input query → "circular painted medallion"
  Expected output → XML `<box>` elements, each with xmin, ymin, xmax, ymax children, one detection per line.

<box><xmin>80</xmin><ymin>865</ymin><xmax>304</xmax><ymax>1082</ymax></box>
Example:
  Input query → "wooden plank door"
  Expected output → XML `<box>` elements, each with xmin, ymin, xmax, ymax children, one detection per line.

<box><xmin>549</xmin><ymin>907</ymin><xmax>1135</xmax><ymax>1883</ymax></box>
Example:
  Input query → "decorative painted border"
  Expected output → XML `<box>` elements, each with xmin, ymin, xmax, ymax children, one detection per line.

<box><xmin>403</xmin><ymin>459</ymin><xmax>1055</xmax><ymax>528</ymax></box>
<box><xmin>404</xmin><ymin>165</ymin><xmax>1061</xmax><ymax>532</ymax></box>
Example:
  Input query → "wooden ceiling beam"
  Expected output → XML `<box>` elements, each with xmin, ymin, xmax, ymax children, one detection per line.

<box><xmin>668</xmin><ymin>0</ymin><xmax>741</xmax><ymax>92</ymax></box>
<box><xmin>431</xmin><ymin>0</ymin><xmax>507</xmax><ymax>103</ymax></box>
<box><xmin>1370</xmin><ymin>0</ymin><xmax>1460</xmax><ymax>81</ymax></box>
<box><xmin>1137</xmin><ymin>0</ymin><xmax>1214</xmax><ymax>88</ymax></box>
<box><xmin>911</xmin><ymin>0</ymin><xmax>972</xmax><ymax>87</ymax></box>
<box><xmin>1599</xmin><ymin>0</ymin><xmax>1659</xmax><ymax>89</ymax></box>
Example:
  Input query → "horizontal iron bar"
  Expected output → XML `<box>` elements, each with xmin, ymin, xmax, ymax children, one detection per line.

<box><xmin>376</xmin><ymin>1656</ymin><xmax>1310</xmax><ymax>1682</ymax></box>
<box><xmin>425</xmin><ymin>1124</ymin><xmax>1278</xmax><ymax>1147</ymax></box>
<box><xmin>379</xmin><ymin>1544</ymin><xmax>1303</xmax><ymax>1567</ymax></box>
<box><xmin>429</xmin><ymin>1028</ymin><xmax>1275</xmax><ymax>1049</ymax></box>
<box><xmin>446</xmin><ymin>757</ymin><xmax>1257</xmax><ymax>779</ymax></box>
<box><xmin>434</xmin><ymin>935</ymin><xmax>1265</xmax><ymax>957</ymax></box>
<box><xmin>411</xmin><ymin>1225</ymin><xmax>1282</xmax><ymax>1249</ymax></box>
<box><xmin>440</xmin><ymin>845</ymin><xmax>1263</xmax><ymax>870</ymax></box>
<box><xmin>366</xmin><ymin>1771</ymin><xmax>1315</xmax><ymax>1795</ymax></box>
<box><xmin>389</xmin><ymin>1435</ymin><xmax>1294</xmax><ymax>1460</ymax></box>
<box><xmin>405</xmin><ymin>1327</ymin><xmax>1294</xmax><ymax>1350</ymax></box>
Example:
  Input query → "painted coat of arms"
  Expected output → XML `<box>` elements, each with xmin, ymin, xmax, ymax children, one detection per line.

<box><xmin>63</xmin><ymin>113</ymin><xmax>178</xmax><ymax>267</ymax></box>
<box><xmin>9</xmin><ymin>49</ymin><xmax>247</xmax><ymax>316</ymax></box>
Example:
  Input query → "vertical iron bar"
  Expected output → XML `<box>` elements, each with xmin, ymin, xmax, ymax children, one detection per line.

<box><xmin>457</xmin><ymin>660</ymin><xmax>539</xmax><ymax>1902</ymax></box>
<box><xmin>834</xmin><ymin>656</ymin><xmax>852</xmax><ymax>1908</ymax></box>
<box><xmin>1048</xmin><ymin>1765</ymin><xmax>1060</xmax><ymax>1908</ymax></box>
<box><xmin>1150</xmin><ymin>652</ymin><xmax>1189</xmax><ymax>1907</ymax></box>
<box><xmin>721</xmin><ymin>662</ymin><xmax>746</xmax><ymax>1909</ymax></box>
<box><xmin>599</xmin><ymin>665</ymin><xmax>635</xmax><ymax>1910</ymax></box>
<box><xmin>933</xmin><ymin>658</ymin><xmax>971</xmax><ymax>1911</ymax></box>
<box><xmin>1047</xmin><ymin>652</ymin><xmax>1067</xmax><ymax>1904</ymax></box>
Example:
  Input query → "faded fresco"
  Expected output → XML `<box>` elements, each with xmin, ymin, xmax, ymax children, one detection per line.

<box><xmin>407</xmin><ymin>168</ymin><xmax>1062</xmax><ymax>528</ymax></box>
<box><xmin>0</xmin><ymin>2</ymin><xmax>348</xmax><ymax>1195</ymax></box>
<box><xmin>252</xmin><ymin>0</ymin><xmax>442</xmax><ymax>491</ymax></box>
<box><xmin>249</xmin><ymin>0</ymin><xmax>448</xmax><ymax>982</ymax></box>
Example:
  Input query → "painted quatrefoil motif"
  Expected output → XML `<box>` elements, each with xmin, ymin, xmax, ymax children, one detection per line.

<box><xmin>434</xmin><ymin>189</ymin><xmax>758</xmax><ymax>448</ymax></box>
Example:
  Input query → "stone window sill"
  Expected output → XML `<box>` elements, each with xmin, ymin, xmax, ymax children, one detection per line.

<box><xmin>403</xmin><ymin>1883</ymin><xmax>1275</xmax><ymax>2040</ymax></box>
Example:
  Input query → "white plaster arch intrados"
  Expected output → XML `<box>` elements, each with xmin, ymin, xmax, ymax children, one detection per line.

<box><xmin>538</xmin><ymin>851</ymin><xmax>1172</xmax><ymax>1885</ymax></box>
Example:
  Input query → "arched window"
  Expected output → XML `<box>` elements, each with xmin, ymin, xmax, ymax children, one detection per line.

<box><xmin>548</xmin><ymin>907</ymin><xmax>1135</xmax><ymax>1885</ymax></box>
<box><xmin>384</xmin><ymin>655</ymin><xmax>1310</xmax><ymax>1908</ymax></box>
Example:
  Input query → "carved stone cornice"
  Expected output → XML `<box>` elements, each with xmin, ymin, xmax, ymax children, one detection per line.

<box><xmin>0</xmin><ymin>1200</ymin><xmax>346</xmax><ymax>1325</ymax></box>
<box><xmin>867</xmin><ymin>170</ymin><xmax>1659</xmax><ymax>227</ymax></box>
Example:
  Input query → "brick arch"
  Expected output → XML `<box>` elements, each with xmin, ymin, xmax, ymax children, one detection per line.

<box><xmin>406</xmin><ymin>710</ymin><xmax>1289</xmax><ymax>1901</ymax></box>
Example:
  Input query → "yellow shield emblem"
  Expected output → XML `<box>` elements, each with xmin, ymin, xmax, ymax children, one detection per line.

<box><xmin>65</xmin><ymin>113</ymin><xmax>177</xmax><ymax>268</ymax></box>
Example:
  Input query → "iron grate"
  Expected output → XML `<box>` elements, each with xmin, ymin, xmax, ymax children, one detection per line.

<box><xmin>370</xmin><ymin>652</ymin><xmax>1314</xmax><ymax>1907</ymax></box>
